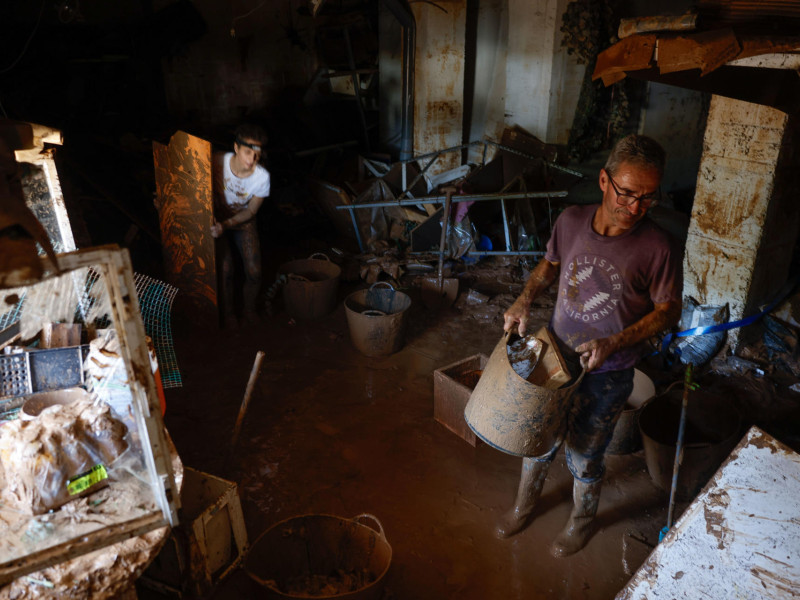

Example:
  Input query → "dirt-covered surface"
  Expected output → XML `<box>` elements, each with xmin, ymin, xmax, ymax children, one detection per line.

<box><xmin>142</xmin><ymin>256</ymin><xmax>800</xmax><ymax>600</ymax></box>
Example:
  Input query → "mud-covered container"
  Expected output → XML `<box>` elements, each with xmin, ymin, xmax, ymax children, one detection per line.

<box><xmin>344</xmin><ymin>282</ymin><xmax>411</xmax><ymax>357</ymax></box>
<box><xmin>278</xmin><ymin>253</ymin><xmax>341</xmax><ymax>320</ymax></box>
<box><xmin>464</xmin><ymin>331</ymin><xmax>583</xmax><ymax>457</ymax></box>
<box><xmin>244</xmin><ymin>513</ymin><xmax>392</xmax><ymax>600</ymax></box>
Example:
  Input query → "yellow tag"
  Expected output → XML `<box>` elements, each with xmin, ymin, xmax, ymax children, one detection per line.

<box><xmin>67</xmin><ymin>464</ymin><xmax>108</xmax><ymax>496</ymax></box>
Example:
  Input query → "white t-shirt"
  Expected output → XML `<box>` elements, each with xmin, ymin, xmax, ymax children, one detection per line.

<box><xmin>220</xmin><ymin>151</ymin><xmax>271</xmax><ymax>209</ymax></box>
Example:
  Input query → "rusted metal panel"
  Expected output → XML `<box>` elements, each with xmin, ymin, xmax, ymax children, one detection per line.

<box><xmin>412</xmin><ymin>1</ymin><xmax>466</xmax><ymax>175</ymax></box>
<box><xmin>152</xmin><ymin>131</ymin><xmax>216</xmax><ymax>316</ymax></box>
<box><xmin>617</xmin><ymin>426</ymin><xmax>800</xmax><ymax>599</ymax></box>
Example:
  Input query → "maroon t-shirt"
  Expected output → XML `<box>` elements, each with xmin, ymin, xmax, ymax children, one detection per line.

<box><xmin>545</xmin><ymin>204</ymin><xmax>682</xmax><ymax>372</ymax></box>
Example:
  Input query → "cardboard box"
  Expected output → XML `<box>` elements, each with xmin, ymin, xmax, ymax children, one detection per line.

<box><xmin>140</xmin><ymin>467</ymin><xmax>248</xmax><ymax>598</ymax></box>
<box><xmin>433</xmin><ymin>354</ymin><xmax>489</xmax><ymax>446</ymax></box>
<box><xmin>529</xmin><ymin>327</ymin><xmax>571</xmax><ymax>389</ymax></box>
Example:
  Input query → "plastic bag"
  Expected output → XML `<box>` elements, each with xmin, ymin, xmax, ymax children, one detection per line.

<box><xmin>0</xmin><ymin>395</ymin><xmax>128</xmax><ymax>514</ymax></box>
<box><xmin>673</xmin><ymin>298</ymin><xmax>728</xmax><ymax>366</ymax></box>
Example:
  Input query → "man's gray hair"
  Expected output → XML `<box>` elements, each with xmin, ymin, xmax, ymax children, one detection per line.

<box><xmin>604</xmin><ymin>134</ymin><xmax>665</xmax><ymax>176</ymax></box>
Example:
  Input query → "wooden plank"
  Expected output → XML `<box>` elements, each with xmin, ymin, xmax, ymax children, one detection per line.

<box><xmin>592</xmin><ymin>34</ymin><xmax>657</xmax><ymax>83</ymax></box>
<box><xmin>152</xmin><ymin>131</ymin><xmax>216</xmax><ymax>317</ymax></box>
<box><xmin>617</xmin><ymin>427</ymin><xmax>800</xmax><ymax>599</ymax></box>
<box><xmin>0</xmin><ymin>512</ymin><xmax>166</xmax><ymax>587</ymax></box>
<box><xmin>618</xmin><ymin>13</ymin><xmax>698</xmax><ymax>39</ymax></box>
<box><xmin>657</xmin><ymin>29</ymin><xmax>741</xmax><ymax>75</ymax></box>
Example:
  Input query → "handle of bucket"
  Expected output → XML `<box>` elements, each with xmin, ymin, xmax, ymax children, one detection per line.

<box><xmin>288</xmin><ymin>273</ymin><xmax>311</xmax><ymax>283</ymax></box>
<box><xmin>308</xmin><ymin>252</ymin><xmax>331</xmax><ymax>261</ymax></box>
<box><xmin>353</xmin><ymin>513</ymin><xmax>387</xmax><ymax>541</ymax></box>
<box><xmin>369</xmin><ymin>281</ymin><xmax>395</xmax><ymax>292</ymax></box>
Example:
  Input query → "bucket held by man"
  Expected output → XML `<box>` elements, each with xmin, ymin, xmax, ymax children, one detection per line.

<box><xmin>464</xmin><ymin>328</ymin><xmax>583</xmax><ymax>457</ymax></box>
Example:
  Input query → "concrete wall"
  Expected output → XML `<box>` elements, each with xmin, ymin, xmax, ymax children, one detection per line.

<box><xmin>157</xmin><ymin>0</ymin><xmax>318</xmax><ymax>125</ymax></box>
<box><xmin>683</xmin><ymin>95</ymin><xmax>796</xmax><ymax>347</ymax></box>
<box><xmin>504</xmin><ymin>0</ymin><xmax>584</xmax><ymax>145</ymax></box>
<box><xmin>640</xmin><ymin>82</ymin><xmax>707</xmax><ymax>194</ymax></box>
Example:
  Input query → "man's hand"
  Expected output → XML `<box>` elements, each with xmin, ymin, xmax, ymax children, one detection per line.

<box><xmin>210</xmin><ymin>221</ymin><xmax>224</xmax><ymax>238</ymax></box>
<box><xmin>504</xmin><ymin>299</ymin><xmax>531</xmax><ymax>336</ymax></box>
<box><xmin>575</xmin><ymin>337</ymin><xmax>618</xmax><ymax>372</ymax></box>
<box><xmin>503</xmin><ymin>258</ymin><xmax>559</xmax><ymax>337</ymax></box>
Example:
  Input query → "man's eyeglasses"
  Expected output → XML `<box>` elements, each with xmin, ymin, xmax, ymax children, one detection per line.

<box><xmin>606</xmin><ymin>171</ymin><xmax>660</xmax><ymax>208</ymax></box>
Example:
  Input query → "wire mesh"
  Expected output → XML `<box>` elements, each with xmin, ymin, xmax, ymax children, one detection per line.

<box><xmin>132</xmin><ymin>273</ymin><xmax>182</xmax><ymax>389</ymax></box>
<box><xmin>0</xmin><ymin>270</ymin><xmax>182</xmax><ymax>390</ymax></box>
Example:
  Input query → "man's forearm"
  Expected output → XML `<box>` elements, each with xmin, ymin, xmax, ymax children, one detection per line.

<box><xmin>609</xmin><ymin>300</ymin><xmax>681</xmax><ymax>351</ymax></box>
<box><xmin>222</xmin><ymin>207</ymin><xmax>255</xmax><ymax>228</ymax></box>
<box><xmin>517</xmin><ymin>259</ymin><xmax>559</xmax><ymax>307</ymax></box>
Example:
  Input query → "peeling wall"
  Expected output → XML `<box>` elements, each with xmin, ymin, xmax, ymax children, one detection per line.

<box><xmin>466</xmin><ymin>0</ymin><xmax>508</xmax><ymax>164</ymax></box>
<box><xmin>411</xmin><ymin>1</ymin><xmax>467</xmax><ymax>174</ymax></box>
<box><xmin>683</xmin><ymin>95</ymin><xmax>794</xmax><ymax>347</ymax></box>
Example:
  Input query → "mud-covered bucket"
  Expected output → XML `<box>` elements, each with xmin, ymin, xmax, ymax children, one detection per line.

<box><xmin>344</xmin><ymin>282</ymin><xmax>412</xmax><ymax>357</ymax></box>
<box><xmin>639</xmin><ymin>388</ymin><xmax>741</xmax><ymax>501</ymax></box>
<box><xmin>606</xmin><ymin>369</ymin><xmax>656</xmax><ymax>455</ymax></box>
<box><xmin>244</xmin><ymin>513</ymin><xmax>392</xmax><ymax>600</ymax></box>
<box><xmin>279</xmin><ymin>253</ymin><xmax>341</xmax><ymax>320</ymax></box>
<box><xmin>464</xmin><ymin>331</ymin><xmax>584</xmax><ymax>457</ymax></box>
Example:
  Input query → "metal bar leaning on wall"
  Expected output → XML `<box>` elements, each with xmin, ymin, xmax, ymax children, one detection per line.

<box><xmin>335</xmin><ymin>190</ymin><xmax>568</xmax><ymax>210</ymax></box>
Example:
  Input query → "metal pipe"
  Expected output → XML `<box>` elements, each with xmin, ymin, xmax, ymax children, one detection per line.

<box><xmin>335</xmin><ymin>190</ymin><xmax>568</xmax><ymax>210</ymax></box>
<box><xmin>382</xmin><ymin>0</ymin><xmax>415</xmax><ymax>161</ymax></box>
<box><xmin>347</xmin><ymin>207</ymin><xmax>365</xmax><ymax>252</ymax></box>
<box><xmin>500</xmin><ymin>199</ymin><xmax>511</xmax><ymax>251</ymax></box>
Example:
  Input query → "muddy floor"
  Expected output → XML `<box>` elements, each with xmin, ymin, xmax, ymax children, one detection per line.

<box><xmin>136</xmin><ymin>257</ymin><xmax>796</xmax><ymax>600</ymax></box>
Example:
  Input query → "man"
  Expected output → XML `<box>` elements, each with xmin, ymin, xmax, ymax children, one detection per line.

<box><xmin>499</xmin><ymin>134</ymin><xmax>682</xmax><ymax>557</ymax></box>
<box><xmin>211</xmin><ymin>124</ymin><xmax>270</xmax><ymax>326</ymax></box>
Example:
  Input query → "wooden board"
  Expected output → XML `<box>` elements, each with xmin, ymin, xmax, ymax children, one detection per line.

<box><xmin>152</xmin><ymin>131</ymin><xmax>216</xmax><ymax>317</ymax></box>
<box><xmin>618</xmin><ymin>426</ymin><xmax>800</xmax><ymax>599</ymax></box>
<box><xmin>657</xmin><ymin>29</ymin><xmax>741</xmax><ymax>76</ymax></box>
<box><xmin>433</xmin><ymin>354</ymin><xmax>489</xmax><ymax>446</ymax></box>
<box><xmin>529</xmin><ymin>326</ymin><xmax>571</xmax><ymax>389</ymax></box>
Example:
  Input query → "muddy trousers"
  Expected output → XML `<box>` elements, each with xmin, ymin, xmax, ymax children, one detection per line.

<box><xmin>219</xmin><ymin>220</ymin><xmax>262</xmax><ymax>317</ymax></box>
<box><xmin>497</xmin><ymin>368</ymin><xmax>634</xmax><ymax>545</ymax></box>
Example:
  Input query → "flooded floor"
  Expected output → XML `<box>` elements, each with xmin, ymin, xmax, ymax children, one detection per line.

<box><xmin>147</xmin><ymin>274</ymin><xmax>685</xmax><ymax>600</ymax></box>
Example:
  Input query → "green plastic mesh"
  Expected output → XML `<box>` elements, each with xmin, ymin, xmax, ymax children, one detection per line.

<box><xmin>131</xmin><ymin>273</ymin><xmax>182</xmax><ymax>389</ymax></box>
<box><xmin>0</xmin><ymin>271</ymin><xmax>182</xmax><ymax>389</ymax></box>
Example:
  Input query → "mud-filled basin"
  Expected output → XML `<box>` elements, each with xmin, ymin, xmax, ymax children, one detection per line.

<box><xmin>21</xmin><ymin>387</ymin><xmax>91</xmax><ymax>420</ymax></box>
<box><xmin>244</xmin><ymin>514</ymin><xmax>392</xmax><ymax>600</ymax></box>
<box><xmin>344</xmin><ymin>282</ymin><xmax>411</xmax><ymax>357</ymax></box>
<box><xmin>606</xmin><ymin>369</ymin><xmax>656</xmax><ymax>455</ymax></box>
<box><xmin>278</xmin><ymin>253</ymin><xmax>341</xmax><ymax>320</ymax></box>
<box><xmin>638</xmin><ymin>388</ymin><xmax>741</xmax><ymax>501</ymax></box>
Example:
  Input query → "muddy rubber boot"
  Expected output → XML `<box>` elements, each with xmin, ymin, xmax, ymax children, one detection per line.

<box><xmin>550</xmin><ymin>479</ymin><xmax>602</xmax><ymax>558</ymax></box>
<box><xmin>495</xmin><ymin>458</ymin><xmax>551</xmax><ymax>539</ymax></box>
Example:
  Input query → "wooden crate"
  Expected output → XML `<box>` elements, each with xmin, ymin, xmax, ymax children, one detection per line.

<box><xmin>140</xmin><ymin>467</ymin><xmax>247</xmax><ymax>598</ymax></box>
<box><xmin>433</xmin><ymin>354</ymin><xmax>489</xmax><ymax>446</ymax></box>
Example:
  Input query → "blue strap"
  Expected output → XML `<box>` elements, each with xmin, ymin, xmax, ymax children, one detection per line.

<box><xmin>661</xmin><ymin>278</ymin><xmax>799</xmax><ymax>355</ymax></box>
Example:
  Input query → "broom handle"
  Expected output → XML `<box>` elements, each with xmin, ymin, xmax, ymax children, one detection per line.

<box><xmin>666</xmin><ymin>363</ymin><xmax>693</xmax><ymax>529</ymax></box>
<box><xmin>227</xmin><ymin>351</ymin><xmax>266</xmax><ymax>472</ymax></box>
